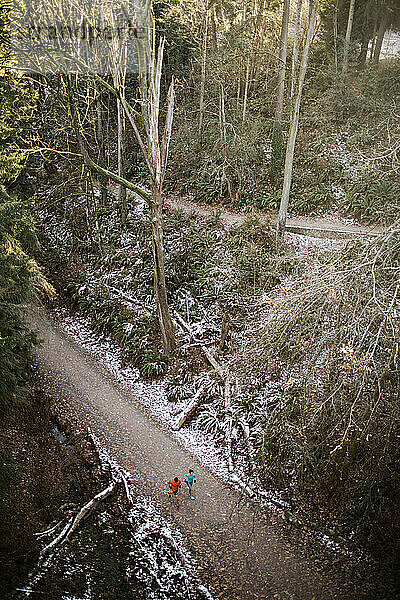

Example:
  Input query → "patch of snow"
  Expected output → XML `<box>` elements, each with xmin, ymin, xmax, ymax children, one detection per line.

<box><xmin>53</xmin><ymin>307</ymin><xmax>231</xmax><ymax>481</ymax></box>
<box><xmin>91</xmin><ymin>433</ymin><xmax>215</xmax><ymax>600</ymax></box>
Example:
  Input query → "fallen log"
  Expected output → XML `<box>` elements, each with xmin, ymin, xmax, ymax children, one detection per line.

<box><xmin>173</xmin><ymin>383</ymin><xmax>207</xmax><ymax>430</ymax></box>
<box><xmin>103</xmin><ymin>284</ymin><xmax>152</xmax><ymax>316</ymax></box>
<box><xmin>173</xmin><ymin>312</ymin><xmax>225</xmax><ymax>378</ymax></box>
<box><xmin>38</xmin><ymin>480</ymin><xmax>119</xmax><ymax>567</ymax></box>
<box><xmin>173</xmin><ymin>312</ymin><xmax>287</xmax><ymax>511</ymax></box>
<box><xmin>224</xmin><ymin>377</ymin><xmax>235</xmax><ymax>474</ymax></box>
<box><xmin>19</xmin><ymin>479</ymin><xmax>120</xmax><ymax>598</ymax></box>
<box><xmin>174</xmin><ymin>312</ymin><xmax>237</xmax><ymax>474</ymax></box>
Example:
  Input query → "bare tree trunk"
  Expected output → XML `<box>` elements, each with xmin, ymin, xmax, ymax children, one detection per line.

<box><xmin>210</xmin><ymin>6</ymin><xmax>218</xmax><ymax>51</ymax></box>
<box><xmin>114</xmin><ymin>45</ymin><xmax>127</xmax><ymax>222</ymax></box>
<box><xmin>95</xmin><ymin>90</ymin><xmax>108</xmax><ymax>206</ymax></box>
<box><xmin>277</xmin><ymin>0</ymin><xmax>318</xmax><ymax>237</ymax></box>
<box><xmin>342</xmin><ymin>0</ymin><xmax>356</xmax><ymax>74</ymax></box>
<box><xmin>373</xmin><ymin>8</ymin><xmax>389</xmax><ymax>63</ymax></box>
<box><xmin>369</xmin><ymin>19</ymin><xmax>378</xmax><ymax>59</ymax></box>
<box><xmin>275</xmin><ymin>0</ymin><xmax>290</xmax><ymax>123</ymax></box>
<box><xmin>236</xmin><ymin>74</ymin><xmax>241</xmax><ymax>109</ymax></box>
<box><xmin>270</xmin><ymin>0</ymin><xmax>290</xmax><ymax>183</ymax></box>
<box><xmin>199</xmin><ymin>13</ymin><xmax>208</xmax><ymax>142</ymax></box>
<box><xmin>358</xmin><ymin>34</ymin><xmax>369</xmax><ymax>69</ymax></box>
<box><xmin>173</xmin><ymin>384</ymin><xmax>207</xmax><ymax>430</ymax></box>
<box><xmin>250</xmin><ymin>0</ymin><xmax>265</xmax><ymax>86</ymax></box>
<box><xmin>116</xmin><ymin>96</ymin><xmax>127</xmax><ymax>221</ymax></box>
<box><xmin>219</xmin><ymin>83</ymin><xmax>234</xmax><ymax>201</ymax></box>
<box><xmin>333</xmin><ymin>0</ymin><xmax>339</xmax><ymax>71</ymax></box>
<box><xmin>242</xmin><ymin>54</ymin><xmax>251</xmax><ymax>124</ymax></box>
<box><xmin>65</xmin><ymin>6</ymin><xmax>177</xmax><ymax>356</ymax></box>
<box><xmin>151</xmin><ymin>184</ymin><xmax>176</xmax><ymax>354</ymax></box>
<box><xmin>290</xmin><ymin>0</ymin><xmax>303</xmax><ymax>99</ymax></box>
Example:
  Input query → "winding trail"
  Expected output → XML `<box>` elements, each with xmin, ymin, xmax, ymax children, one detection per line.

<box><xmin>165</xmin><ymin>195</ymin><xmax>385</xmax><ymax>238</ymax></box>
<box><xmin>27</xmin><ymin>305</ymin><xmax>390</xmax><ymax>600</ymax></box>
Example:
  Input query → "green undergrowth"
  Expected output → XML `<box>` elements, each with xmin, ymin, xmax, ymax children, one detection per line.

<box><xmin>0</xmin><ymin>188</ymin><xmax>50</xmax><ymax>412</ymax></box>
<box><xmin>34</xmin><ymin>183</ymin><xmax>400</xmax><ymax>565</ymax></box>
<box><xmin>168</xmin><ymin>60</ymin><xmax>400</xmax><ymax>225</ymax></box>
<box><xmin>229</xmin><ymin>228</ymin><xmax>400</xmax><ymax>564</ymax></box>
<box><xmin>36</xmin><ymin>193</ymin><xmax>285</xmax><ymax>378</ymax></box>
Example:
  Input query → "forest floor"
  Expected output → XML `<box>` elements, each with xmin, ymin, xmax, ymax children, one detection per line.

<box><xmin>25</xmin><ymin>304</ymin><xmax>395</xmax><ymax>600</ymax></box>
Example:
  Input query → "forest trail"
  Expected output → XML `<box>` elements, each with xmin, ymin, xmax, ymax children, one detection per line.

<box><xmin>165</xmin><ymin>195</ymin><xmax>385</xmax><ymax>238</ymax></box>
<box><xmin>26</xmin><ymin>305</ymin><xmax>389</xmax><ymax>600</ymax></box>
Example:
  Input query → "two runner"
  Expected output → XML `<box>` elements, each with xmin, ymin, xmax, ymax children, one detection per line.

<box><xmin>167</xmin><ymin>469</ymin><xmax>197</xmax><ymax>507</ymax></box>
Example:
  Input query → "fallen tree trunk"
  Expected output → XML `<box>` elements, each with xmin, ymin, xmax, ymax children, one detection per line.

<box><xmin>103</xmin><ymin>284</ymin><xmax>152</xmax><ymax>316</ymax></box>
<box><xmin>20</xmin><ymin>479</ymin><xmax>120</xmax><ymax>598</ymax></box>
<box><xmin>173</xmin><ymin>312</ymin><xmax>287</xmax><ymax>509</ymax></box>
<box><xmin>38</xmin><ymin>481</ymin><xmax>120</xmax><ymax>568</ymax></box>
<box><xmin>174</xmin><ymin>312</ymin><xmax>237</xmax><ymax>474</ymax></box>
<box><xmin>173</xmin><ymin>383</ymin><xmax>207</xmax><ymax>430</ymax></box>
<box><xmin>173</xmin><ymin>312</ymin><xmax>225</xmax><ymax>377</ymax></box>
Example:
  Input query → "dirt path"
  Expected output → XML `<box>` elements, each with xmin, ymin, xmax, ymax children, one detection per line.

<box><xmin>27</xmin><ymin>305</ymin><xmax>389</xmax><ymax>600</ymax></box>
<box><xmin>165</xmin><ymin>196</ymin><xmax>385</xmax><ymax>238</ymax></box>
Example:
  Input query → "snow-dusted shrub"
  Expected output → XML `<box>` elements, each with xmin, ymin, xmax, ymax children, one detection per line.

<box><xmin>197</xmin><ymin>403</ymin><xmax>225</xmax><ymax>436</ymax></box>
<box><xmin>229</xmin><ymin>215</ymin><xmax>282</xmax><ymax>291</ymax></box>
<box><xmin>231</xmin><ymin>229</ymin><xmax>400</xmax><ymax>540</ymax></box>
<box><xmin>165</xmin><ymin>360</ymin><xmax>195</xmax><ymax>403</ymax></box>
<box><xmin>342</xmin><ymin>168</ymin><xmax>400</xmax><ymax>224</ymax></box>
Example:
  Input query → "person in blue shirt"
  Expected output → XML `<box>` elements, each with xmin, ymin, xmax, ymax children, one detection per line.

<box><xmin>184</xmin><ymin>469</ymin><xmax>196</xmax><ymax>499</ymax></box>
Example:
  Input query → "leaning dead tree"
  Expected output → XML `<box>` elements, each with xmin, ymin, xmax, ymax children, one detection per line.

<box><xmin>77</xmin><ymin>5</ymin><xmax>176</xmax><ymax>354</ymax></box>
<box><xmin>10</xmin><ymin>0</ymin><xmax>177</xmax><ymax>355</ymax></box>
<box><xmin>132</xmin><ymin>11</ymin><xmax>176</xmax><ymax>354</ymax></box>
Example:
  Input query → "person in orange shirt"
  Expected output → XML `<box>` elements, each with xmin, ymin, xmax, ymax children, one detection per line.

<box><xmin>167</xmin><ymin>477</ymin><xmax>182</xmax><ymax>507</ymax></box>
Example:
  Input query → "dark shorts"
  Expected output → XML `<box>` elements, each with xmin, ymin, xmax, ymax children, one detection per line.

<box><xmin>171</xmin><ymin>489</ymin><xmax>178</xmax><ymax>495</ymax></box>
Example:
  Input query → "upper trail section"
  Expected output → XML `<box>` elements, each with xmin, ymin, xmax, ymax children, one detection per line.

<box><xmin>165</xmin><ymin>196</ymin><xmax>385</xmax><ymax>239</ymax></box>
<box><xmin>27</xmin><ymin>306</ymin><xmax>388</xmax><ymax>600</ymax></box>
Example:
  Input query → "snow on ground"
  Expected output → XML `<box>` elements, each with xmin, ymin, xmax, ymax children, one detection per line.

<box><xmin>91</xmin><ymin>434</ymin><xmax>216</xmax><ymax>600</ymax></box>
<box><xmin>319</xmin><ymin>133</ymin><xmax>370</xmax><ymax>179</ymax></box>
<box><xmin>285</xmin><ymin>231</ymin><xmax>345</xmax><ymax>254</ymax></box>
<box><xmin>51</xmin><ymin>227</ymin><xmax>342</xmax><ymax>497</ymax></box>
<box><xmin>44</xmin><ymin>214</ymin><xmax>361</xmax><ymax>556</ymax></box>
<box><xmin>52</xmin><ymin>304</ymin><xmax>295</xmax><ymax>517</ymax></box>
<box><xmin>53</xmin><ymin>307</ymin><xmax>230</xmax><ymax>479</ymax></box>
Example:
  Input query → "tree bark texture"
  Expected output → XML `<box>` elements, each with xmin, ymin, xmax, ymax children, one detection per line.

<box><xmin>277</xmin><ymin>0</ymin><xmax>318</xmax><ymax>237</ymax></box>
<box><xmin>275</xmin><ymin>0</ymin><xmax>290</xmax><ymax>123</ymax></box>
<box><xmin>270</xmin><ymin>0</ymin><xmax>290</xmax><ymax>182</ymax></box>
<box><xmin>290</xmin><ymin>0</ymin><xmax>303</xmax><ymax>98</ymax></box>
<box><xmin>151</xmin><ymin>185</ymin><xmax>176</xmax><ymax>355</ymax></box>
<box><xmin>199</xmin><ymin>13</ymin><xmax>208</xmax><ymax>140</ymax></box>
<box><xmin>342</xmin><ymin>0</ymin><xmax>356</xmax><ymax>73</ymax></box>
<box><xmin>373</xmin><ymin>7</ymin><xmax>389</xmax><ymax>63</ymax></box>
